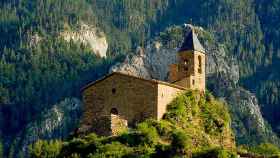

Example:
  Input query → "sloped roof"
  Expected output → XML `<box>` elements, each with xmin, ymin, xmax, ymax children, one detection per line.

<box><xmin>179</xmin><ymin>29</ymin><xmax>205</xmax><ymax>53</ymax></box>
<box><xmin>81</xmin><ymin>72</ymin><xmax>186</xmax><ymax>91</ymax></box>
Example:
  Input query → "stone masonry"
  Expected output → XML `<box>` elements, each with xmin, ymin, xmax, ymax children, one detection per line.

<box><xmin>79</xmin><ymin>72</ymin><xmax>185</xmax><ymax>135</ymax></box>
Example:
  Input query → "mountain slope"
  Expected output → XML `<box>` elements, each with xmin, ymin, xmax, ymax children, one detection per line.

<box><xmin>1</xmin><ymin>0</ymin><xmax>280</xmax><ymax>157</ymax></box>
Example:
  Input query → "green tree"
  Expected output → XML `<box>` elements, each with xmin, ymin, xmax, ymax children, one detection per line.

<box><xmin>29</xmin><ymin>140</ymin><xmax>62</xmax><ymax>158</ymax></box>
<box><xmin>8</xmin><ymin>144</ymin><xmax>14</xmax><ymax>158</ymax></box>
<box><xmin>0</xmin><ymin>139</ymin><xmax>3</xmax><ymax>158</ymax></box>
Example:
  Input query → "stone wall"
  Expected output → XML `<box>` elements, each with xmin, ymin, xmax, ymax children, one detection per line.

<box><xmin>80</xmin><ymin>73</ymin><xmax>158</xmax><ymax>135</ymax></box>
<box><xmin>111</xmin><ymin>114</ymin><xmax>128</xmax><ymax>136</ymax></box>
<box><xmin>169</xmin><ymin>64</ymin><xmax>178</xmax><ymax>82</ymax></box>
<box><xmin>193</xmin><ymin>51</ymin><xmax>206</xmax><ymax>92</ymax></box>
<box><xmin>157</xmin><ymin>84</ymin><xmax>184</xmax><ymax>120</ymax></box>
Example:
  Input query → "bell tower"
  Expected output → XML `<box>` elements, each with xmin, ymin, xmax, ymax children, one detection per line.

<box><xmin>169</xmin><ymin>28</ymin><xmax>206</xmax><ymax>92</ymax></box>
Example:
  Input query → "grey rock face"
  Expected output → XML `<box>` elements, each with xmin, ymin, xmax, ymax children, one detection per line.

<box><xmin>61</xmin><ymin>23</ymin><xmax>108</xmax><ymax>58</ymax></box>
<box><xmin>20</xmin><ymin>98</ymin><xmax>82</xmax><ymax>153</ymax></box>
<box><xmin>111</xmin><ymin>43</ymin><xmax>177</xmax><ymax>81</ymax></box>
<box><xmin>206</xmin><ymin>44</ymin><xmax>239</xmax><ymax>85</ymax></box>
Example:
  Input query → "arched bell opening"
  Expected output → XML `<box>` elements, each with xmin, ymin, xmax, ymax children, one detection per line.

<box><xmin>110</xmin><ymin>108</ymin><xmax>118</xmax><ymax>115</ymax></box>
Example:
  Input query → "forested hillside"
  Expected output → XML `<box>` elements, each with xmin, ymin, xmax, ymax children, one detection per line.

<box><xmin>1</xmin><ymin>0</ymin><xmax>280</xmax><ymax>157</ymax></box>
<box><xmin>245</xmin><ymin>0</ymin><xmax>280</xmax><ymax>135</ymax></box>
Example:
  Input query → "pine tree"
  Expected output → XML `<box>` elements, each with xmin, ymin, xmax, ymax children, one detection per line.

<box><xmin>8</xmin><ymin>144</ymin><xmax>14</xmax><ymax>158</ymax></box>
<box><xmin>0</xmin><ymin>139</ymin><xmax>3</xmax><ymax>158</ymax></box>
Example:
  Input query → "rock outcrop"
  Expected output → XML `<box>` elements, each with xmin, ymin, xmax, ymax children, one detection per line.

<box><xmin>111</xmin><ymin>44</ymin><xmax>177</xmax><ymax>81</ymax></box>
<box><xmin>61</xmin><ymin>24</ymin><xmax>108</xmax><ymax>58</ymax></box>
<box><xmin>19</xmin><ymin>98</ymin><xmax>82</xmax><ymax>154</ymax></box>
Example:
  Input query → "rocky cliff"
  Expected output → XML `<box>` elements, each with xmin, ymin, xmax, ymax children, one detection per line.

<box><xmin>111</xmin><ymin>25</ymin><xmax>280</xmax><ymax>145</ymax></box>
<box><xmin>18</xmin><ymin>98</ymin><xmax>82</xmax><ymax>154</ymax></box>
<box><xmin>61</xmin><ymin>23</ymin><xmax>108</xmax><ymax>58</ymax></box>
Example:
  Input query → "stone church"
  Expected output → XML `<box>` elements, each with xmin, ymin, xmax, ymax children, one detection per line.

<box><xmin>79</xmin><ymin>29</ymin><xmax>206</xmax><ymax>136</ymax></box>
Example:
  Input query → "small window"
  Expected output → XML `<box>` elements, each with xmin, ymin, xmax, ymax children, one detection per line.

<box><xmin>192</xmin><ymin>79</ymin><xmax>195</xmax><ymax>85</ymax></box>
<box><xmin>183</xmin><ymin>59</ymin><xmax>189</xmax><ymax>72</ymax></box>
<box><xmin>198</xmin><ymin>56</ymin><xmax>202</xmax><ymax>74</ymax></box>
<box><xmin>112</xmin><ymin>88</ymin><xmax>116</xmax><ymax>94</ymax></box>
<box><xmin>111</xmin><ymin>108</ymin><xmax>118</xmax><ymax>115</ymax></box>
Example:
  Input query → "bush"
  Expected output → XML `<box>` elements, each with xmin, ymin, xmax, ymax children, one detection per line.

<box><xmin>89</xmin><ymin>142</ymin><xmax>132</xmax><ymax>158</ymax></box>
<box><xmin>171</xmin><ymin>129</ymin><xmax>192</xmax><ymax>154</ymax></box>
<box><xmin>250</xmin><ymin>143</ymin><xmax>280</xmax><ymax>157</ymax></box>
<box><xmin>153</xmin><ymin>144</ymin><xmax>172</xmax><ymax>158</ymax></box>
<box><xmin>164</xmin><ymin>91</ymin><xmax>199</xmax><ymax>125</ymax></box>
<box><xmin>193</xmin><ymin>148</ymin><xmax>237</xmax><ymax>158</ymax></box>
<box><xmin>136</xmin><ymin>121</ymin><xmax>160</xmax><ymax>146</ymax></box>
<box><xmin>118</xmin><ymin>132</ymin><xmax>142</xmax><ymax>146</ymax></box>
<box><xmin>29</xmin><ymin>140</ymin><xmax>62</xmax><ymax>158</ymax></box>
<box><xmin>59</xmin><ymin>133</ymin><xmax>105</xmax><ymax>157</ymax></box>
<box><xmin>153</xmin><ymin>120</ymin><xmax>174</xmax><ymax>136</ymax></box>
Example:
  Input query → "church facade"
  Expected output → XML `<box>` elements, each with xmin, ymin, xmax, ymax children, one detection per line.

<box><xmin>79</xmin><ymin>29</ymin><xmax>206</xmax><ymax>136</ymax></box>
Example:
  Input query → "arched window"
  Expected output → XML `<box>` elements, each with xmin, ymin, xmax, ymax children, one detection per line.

<box><xmin>110</xmin><ymin>108</ymin><xmax>118</xmax><ymax>115</ymax></box>
<box><xmin>112</xmin><ymin>88</ymin><xmax>116</xmax><ymax>94</ymax></box>
<box><xmin>198</xmin><ymin>56</ymin><xmax>202</xmax><ymax>74</ymax></box>
<box><xmin>184</xmin><ymin>59</ymin><xmax>188</xmax><ymax>65</ymax></box>
<box><xmin>183</xmin><ymin>59</ymin><xmax>189</xmax><ymax>72</ymax></box>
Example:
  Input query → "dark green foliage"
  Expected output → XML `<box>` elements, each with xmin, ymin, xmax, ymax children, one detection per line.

<box><xmin>29</xmin><ymin>140</ymin><xmax>62</xmax><ymax>158</ymax></box>
<box><xmin>201</xmin><ymin>93</ymin><xmax>230</xmax><ymax>135</ymax></box>
<box><xmin>171</xmin><ymin>129</ymin><xmax>192</xmax><ymax>154</ymax></box>
<box><xmin>157</xmin><ymin>26</ymin><xmax>184</xmax><ymax>48</ymax></box>
<box><xmin>136</xmin><ymin>122</ymin><xmax>160</xmax><ymax>147</ymax></box>
<box><xmin>249</xmin><ymin>143</ymin><xmax>280</xmax><ymax>157</ymax></box>
<box><xmin>0</xmin><ymin>139</ymin><xmax>3</xmax><ymax>158</ymax></box>
<box><xmin>193</xmin><ymin>148</ymin><xmax>237</xmax><ymax>158</ymax></box>
<box><xmin>88</xmin><ymin>142</ymin><xmax>133</xmax><ymax>158</ymax></box>
<box><xmin>240</xmin><ymin>0</ymin><xmax>280</xmax><ymax>137</ymax></box>
<box><xmin>59</xmin><ymin>133</ymin><xmax>103</xmax><ymax>157</ymax></box>
<box><xmin>165</xmin><ymin>91</ymin><xmax>230</xmax><ymax>138</ymax></box>
<box><xmin>8</xmin><ymin>141</ymin><xmax>15</xmax><ymax>158</ymax></box>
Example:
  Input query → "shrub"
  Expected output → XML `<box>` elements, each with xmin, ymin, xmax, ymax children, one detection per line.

<box><xmin>250</xmin><ymin>143</ymin><xmax>280</xmax><ymax>157</ymax></box>
<box><xmin>89</xmin><ymin>142</ymin><xmax>132</xmax><ymax>158</ymax></box>
<box><xmin>118</xmin><ymin>132</ymin><xmax>142</xmax><ymax>146</ymax></box>
<box><xmin>193</xmin><ymin>148</ymin><xmax>237</xmax><ymax>158</ymax></box>
<box><xmin>200</xmin><ymin>98</ymin><xmax>230</xmax><ymax>135</ymax></box>
<box><xmin>136</xmin><ymin>121</ymin><xmax>160</xmax><ymax>146</ymax></box>
<box><xmin>153</xmin><ymin>144</ymin><xmax>172</xmax><ymax>158</ymax></box>
<box><xmin>153</xmin><ymin>120</ymin><xmax>174</xmax><ymax>136</ymax></box>
<box><xmin>164</xmin><ymin>91</ymin><xmax>198</xmax><ymax>125</ymax></box>
<box><xmin>29</xmin><ymin>140</ymin><xmax>62</xmax><ymax>158</ymax></box>
<box><xmin>59</xmin><ymin>134</ymin><xmax>103</xmax><ymax>157</ymax></box>
<box><xmin>171</xmin><ymin>129</ymin><xmax>192</xmax><ymax>154</ymax></box>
